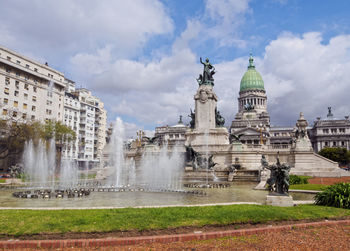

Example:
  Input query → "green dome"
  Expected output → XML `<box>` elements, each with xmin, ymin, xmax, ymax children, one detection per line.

<box><xmin>240</xmin><ymin>55</ymin><xmax>265</xmax><ymax>92</ymax></box>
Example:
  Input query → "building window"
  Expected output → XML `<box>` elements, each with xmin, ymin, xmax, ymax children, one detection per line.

<box><xmin>23</xmin><ymin>103</ymin><xmax>27</xmax><ymax>109</ymax></box>
<box><xmin>3</xmin><ymin>98</ymin><xmax>8</xmax><ymax>105</ymax></box>
<box><xmin>15</xmin><ymin>81</ymin><xmax>19</xmax><ymax>89</ymax></box>
<box><xmin>32</xmin><ymin>96</ymin><xmax>36</xmax><ymax>102</ymax></box>
<box><xmin>24</xmin><ymin>93</ymin><xmax>28</xmax><ymax>100</ymax></box>
<box><xmin>22</xmin><ymin>113</ymin><xmax>27</xmax><ymax>119</ymax></box>
<box><xmin>34</xmin><ymin>68</ymin><xmax>38</xmax><ymax>72</ymax></box>
<box><xmin>339</xmin><ymin>128</ymin><xmax>345</xmax><ymax>133</ymax></box>
<box><xmin>33</xmin><ymin>86</ymin><xmax>37</xmax><ymax>92</ymax></box>
<box><xmin>31</xmin><ymin>115</ymin><xmax>35</xmax><ymax>120</ymax></box>
<box><xmin>323</xmin><ymin>129</ymin><xmax>329</xmax><ymax>134</ymax></box>
<box><xmin>14</xmin><ymin>101</ymin><xmax>18</xmax><ymax>107</ymax></box>
<box><xmin>333</xmin><ymin>141</ymin><xmax>337</xmax><ymax>146</ymax></box>
<box><xmin>13</xmin><ymin>111</ymin><xmax>17</xmax><ymax>118</ymax></box>
<box><xmin>4</xmin><ymin>88</ymin><xmax>9</xmax><ymax>95</ymax></box>
<box><xmin>7</xmin><ymin>56</ymin><xmax>11</xmax><ymax>61</ymax></box>
<box><xmin>24</xmin><ymin>84</ymin><xmax>29</xmax><ymax>90</ymax></box>
<box><xmin>16</xmin><ymin>60</ymin><xmax>20</xmax><ymax>64</ymax></box>
<box><xmin>14</xmin><ymin>91</ymin><xmax>19</xmax><ymax>97</ymax></box>
<box><xmin>5</xmin><ymin>77</ymin><xmax>10</xmax><ymax>85</ymax></box>
<box><xmin>16</xmin><ymin>72</ymin><xmax>20</xmax><ymax>77</ymax></box>
<box><xmin>2</xmin><ymin>109</ymin><xmax>7</xmax><ymax>115</ymax></box>
<box><xmin>25</xmin><ymin>64</ymin><xmax>30</xmax><ymax>69</ymax></box>
<box><xmin>331</xmin><ymin>129</ymin><xmax>337</xmax><ymax>133</ymax></box>
<box><xmin>342</xmin><ymin>141</ymin><xmax>345</xmax><ymax>146</ymax></box>
<box><xmin>325</xmin><ymin>142</ymin><xmax>328</xmax><ymax>146</ymax></box>
<box><xmin>32</xmin><ymin>106</ymin><xmax>36</xmax><ymax>111</ymax></box>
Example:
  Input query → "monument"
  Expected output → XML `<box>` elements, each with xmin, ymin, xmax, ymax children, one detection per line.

<box><xmin>185</xmin><ymin>58</ymin><xmax>229</xmax><ymax>172</ymax></box>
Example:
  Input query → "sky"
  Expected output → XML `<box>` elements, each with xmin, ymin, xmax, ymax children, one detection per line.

<box><xmin>1</xmin><ymin>0</ymin><xmax>350</xmax><ymax>137</ymax></box>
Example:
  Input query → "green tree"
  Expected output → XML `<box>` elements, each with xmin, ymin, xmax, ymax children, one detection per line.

<box><xmin>0</xmin><ymin>117</ymin><xmax>75</xmax><ymax>171</ymax></box>
<box><xmin>318</xmin><ymin>147</ymin><xmax>350</xmax><ymax>166</ymax></box>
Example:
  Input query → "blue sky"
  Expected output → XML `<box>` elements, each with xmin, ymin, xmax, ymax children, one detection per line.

<box><xmin>1</xmin><ymin>0</ymin><xmax>350</xmax><ymax>137</ymax></box>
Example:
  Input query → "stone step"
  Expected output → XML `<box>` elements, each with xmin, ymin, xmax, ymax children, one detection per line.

<box><xmin>232</xmin><ymin>177</ymin><xmax>259</xmax><ymax>182</ymax></box>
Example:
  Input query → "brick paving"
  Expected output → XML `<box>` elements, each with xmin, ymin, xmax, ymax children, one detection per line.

<box><xmin>308</xmin><ymin>176</ymin><xmax>350</xmax><ymax>185</ymax></box>
<box><xmin>1</xmin><ymin>219</ymin><xmax>349</xmax><ymax>250</ymax></box>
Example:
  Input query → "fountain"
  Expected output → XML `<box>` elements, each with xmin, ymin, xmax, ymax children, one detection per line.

<box><xmin>22</xmin><ymin>139</ymin><xmax>56</xmax><ymax>188</ymax></box>
<box><xmin>103</xmin><ymin>117</ymin><xmax>184</xmax><ymax>191</ymax></box>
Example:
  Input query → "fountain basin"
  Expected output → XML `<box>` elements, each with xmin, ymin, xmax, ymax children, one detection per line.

<box><xmin>0</xmin><ymin>184</ymin><xmax>315</xmax><ymax>209</ymax></box>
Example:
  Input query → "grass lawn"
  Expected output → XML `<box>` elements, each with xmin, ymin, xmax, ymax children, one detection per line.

<box><xmin>0</xmin><ymin>204</ymin><xmax>349</xmax><ymax>236</ymax></box>
<box><xmin>290</xmin><ymin>184</ymin><xmax>329</xmax><ymax>191</ymax></box>
<box><xmin>0</xmin><ymin>179</ymin><xmax>5</xmax><ymax>183</ymax></box>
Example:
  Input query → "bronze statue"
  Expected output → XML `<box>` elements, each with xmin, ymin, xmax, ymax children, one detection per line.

<box><xmin>229</xmin><ymin>133</ymin><xmax>244</xmax><ymax>143</ymax></box>
<box><xmin>188</xmin><ymin>108</ymin><xmax>195</xmax><ymax>129</ymax></box>
<box><xmin>215</xmin><ymin>108</ymin><xmax>225</xmax><ymax>127</ymax></box>
<box><xmin>261</xmin><ymin>154</ymin><xmax>291</xmax><ymax>195</ymax></box>
<box><xmin>197</xmin><ymin>57</ymin><xmax>215</xmax><ymax>86</ymax></box>
<box><xmin>244</xmin><ymin>101</ymin><xmax>254</xmax><ymax>111</ymax></box>
<box><xmin>185</xmin><ymin>145</ymin><xmax>217</xmax><ymax>170</ymax></box>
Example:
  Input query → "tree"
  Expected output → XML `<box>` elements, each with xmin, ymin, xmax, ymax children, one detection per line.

<box><xmin>0</xmin><ymin>112</ymin><xmax>76</xmax><ymax>171</ymax></box>
<box><xmin>318</xmin><ymin>147</ymin><xmax>350</xmax><ymax>166</ymax></box>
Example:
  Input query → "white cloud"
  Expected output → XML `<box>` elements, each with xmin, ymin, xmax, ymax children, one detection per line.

<box><xmin>204</xmin><ymin>0</ymin><xmax>251</xmax><ymax>47</ymax></box>
<box><xmin>0</xmin><ymin>0</ymin><xmax>173</xmax><ymax>59</ymax></box>
<box><xmin>261</xmin><ymin>32</ymin><xmax>350</xmax><ymax>124</ymax></box>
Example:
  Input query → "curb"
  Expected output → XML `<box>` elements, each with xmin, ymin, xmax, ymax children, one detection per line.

<box><xmin>1</xmin><ymin>219</ymin><xmax>349</xmax><ymax>249</ymax></box>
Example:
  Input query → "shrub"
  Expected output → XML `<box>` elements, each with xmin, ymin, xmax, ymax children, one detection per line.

<box><xmin>318</xmin><ymin>147</ymin><xmax>350</xmax><ymax>165</ymax></box>
<box><xmin>315</xmin><ymin>183</ymin><xmax>350</xmax><ymax>209</ymax></box>
<box><xmin>289</xmin><ymin>175</ymin><xmax>309</xmax><ymax>185</ymax></box>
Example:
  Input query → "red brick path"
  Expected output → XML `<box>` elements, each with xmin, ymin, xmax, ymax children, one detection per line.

<box><xmin>1</xmin><ymin>220</ymin><xmax>349</xmax><ymax>249</ymax></box>
<box><xmin>308</xmin><ymin>176</ymin><xmax>350</xmax><ymax>185</ymax></box>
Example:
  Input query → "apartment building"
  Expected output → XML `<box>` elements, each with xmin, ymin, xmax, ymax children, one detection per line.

<box><xmin>62</xmin><ymin>91</ymin><xmax>80</xmax><ymax>160</ymax></box>
<box><xmin>0</xmin><ymin>46</ymin><xmax>65</xmax><ymax>122</ymax></box>
<box><xmin>0</xmin><ymin>45</ymin><xmax>107</xmax><ymax>167</ymax></box>
<box><xmin>73</xmin><ymin>88</ymin><xmax>107</xmax><ymax>168</ymax></box>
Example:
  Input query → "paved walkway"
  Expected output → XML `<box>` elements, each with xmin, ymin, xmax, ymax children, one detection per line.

<box><xmin>0</xmin><ymin>201</ymin><xmax>262</xmax><ymax>210</ymax></box>
<box><xmin>1</xmin><ymin>219</ymin><xmax>349</xmax><ymax>249</ymax></box>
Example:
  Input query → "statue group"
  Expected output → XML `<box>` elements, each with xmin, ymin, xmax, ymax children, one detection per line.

<box><xmin>261</xmin><ymin>154</ymin><xmax>291</xmax><ymax>195</ymax></box>
<box><xmin>185</xmin><ymin>145</ymin><xmax>217</xmax><ymax>170</ymax></box>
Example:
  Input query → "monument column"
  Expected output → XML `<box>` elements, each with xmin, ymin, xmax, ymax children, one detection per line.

<box><xmin>194</xmin><ymin>84</ymin><xmax>217</xmax><ymax>130</ymax></box>
<box><xmin>185</xmin><ymin>57</ymin><xmax>229</xmax><ymax>148</ymax></box>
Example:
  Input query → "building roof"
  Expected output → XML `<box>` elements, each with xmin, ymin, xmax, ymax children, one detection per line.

<box><xmin>240</xmin><ymin>54</ymin><xmax>265</xmax><ymax>92</ymax></box>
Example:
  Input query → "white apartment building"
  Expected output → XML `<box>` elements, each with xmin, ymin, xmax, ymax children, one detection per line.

<box><xmin>62</xmin><ymin>91</ymin><xmax>80</xmax><ymax>160</ymax></box>
<box><xmin>0</xmin><ymin>46</ymin><xmax>65</xmax><ymax>122</ymax></box>
<box><xmin>0</xmin><ymin>45</ymin><xmax>107</xmax><ymax>167</ymax></box>
<box><xmin>95</xmin><ymin>101</ymin><xmax>107</xmax><ymax>162</ymax></box>
<box><xmin>73</xmin><ymin>88</ymin><xmax>107</xmax><ymax>168</ymax></box>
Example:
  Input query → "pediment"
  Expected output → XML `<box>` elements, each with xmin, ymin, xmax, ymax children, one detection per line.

<box><xmin>234</xmin><ymin>127</ymin><xmax>260</xmax><ymax>136</ymax></box>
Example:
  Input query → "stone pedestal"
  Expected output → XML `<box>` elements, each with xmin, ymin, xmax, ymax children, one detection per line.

<box><xmin>294</xmin><ymin>138</ymin><xmax>313</xmax><ymax>151</ymax></box>
<box><xmin>266</xmin><ymin>194</ymin><xmax>294</xmax><ymax>207</ymax></box>
<box><xmin>194</xmin><ymin>85</ymin><xmax>217</xmax><ymax>130</ymax></box>
<box><xmin>254</xmin><ymin>168</ymin><xmax>269</xmax><ymax>190</ymax></box>
<box><xmin>228</xmin><ymin>172</ymin><xmax>235</xmax><ymax>181</ymax></box>
<box><xmin>185</xmin><ymin>127</ymin><xmax>229</xmax><ymax>146</ymax></box>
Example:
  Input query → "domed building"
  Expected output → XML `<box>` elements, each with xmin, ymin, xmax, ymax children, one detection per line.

<box><xmin>230</xmin><ymin>54</ymin><xmax>270</xmax><ymax>145</ymax></box>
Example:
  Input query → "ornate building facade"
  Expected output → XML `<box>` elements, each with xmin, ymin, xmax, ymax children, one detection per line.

<box><xmin>309</xmin><ymin>108</ymin><xmax>350</xmax><ymax>152</ymax></box>
<box><xmin>230</xmin><ymin>54</ymin><xmax>350</xmax><ymax>154</ymax></box>
<box><xmin>230</xmin><ymin>54</ymin><xmax>270</xmax><ymax>145</ymax></box>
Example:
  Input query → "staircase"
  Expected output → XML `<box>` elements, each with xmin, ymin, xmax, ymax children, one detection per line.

<box><xmin>229</xmin><ymin>170</ymin><xmax>259</xmax><ymax>182</ymax></box>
